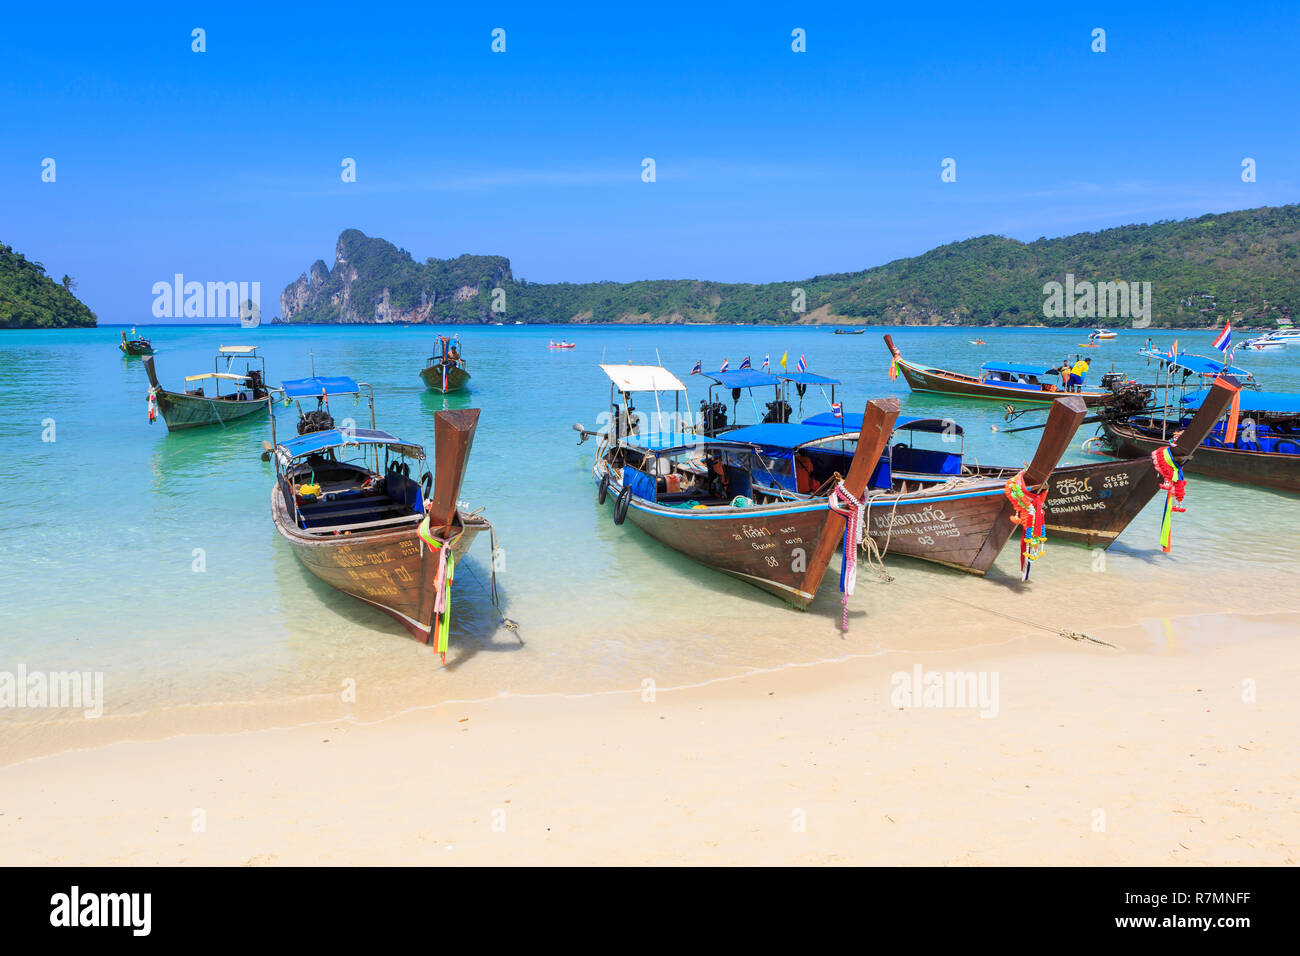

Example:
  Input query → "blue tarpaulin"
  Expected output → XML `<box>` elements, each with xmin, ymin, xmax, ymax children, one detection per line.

<box><xmin>981</xmin><ymin>361</ymin><xmax>1057</xmax><ymax>377</ymax></box>
<box><xmin>1180</xmin><ymin>389</ymin><xmax>1300</xmax><ymax>415</ymax></box>
<box><xmin>723</xmin><ymin>423</ymin><xmax>849</xmax><ymax>449</ymax></box>
<box><xmin>1151</xmin><ymin>353</ymin><xmax>1251</xmax><ymax>377</ymax></box>
<box><xmin>704</xmin><ymin>369</ymin><xmax>783</xmax><ymax>389</ymax></box>
<box><xmin>276</xmin><ymin>427</ymin><xmax>424</xmax><ymax>460</ymax></box>
<box><xmin>802</xmin><ymin>412</ymin><xmax>963</xmax><ymax>436</ymax></box>
<box><xmin>778</xmin><ymin>371</ymin><xmax>841</xmax><ymax>385</ymax></box>
<box><xmin>281</xmin><ymin>376</ymin><xmax>361</xmax><ymax>398</ymax></box>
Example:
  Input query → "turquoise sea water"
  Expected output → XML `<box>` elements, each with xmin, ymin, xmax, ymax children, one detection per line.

<box><xmin>2</xmin><ymin>324</ymin><xmax>1298</xmax><ymax>739</ymax></box>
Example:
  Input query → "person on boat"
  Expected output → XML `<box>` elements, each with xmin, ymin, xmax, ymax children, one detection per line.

<box><xmin>705</xmin><ymin>456</ymin><xmax>731</xmax><ymax>500</ymax></box>
<box><xmin>1067</xmin><ymin>357</ymin><xmax>1090</xmax><ymax>391</ymax></box>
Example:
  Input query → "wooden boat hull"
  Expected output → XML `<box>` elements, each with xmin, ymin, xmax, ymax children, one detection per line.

<box><xmin>869</xmin><ymin>395</ymin><xmax>1089</xmax><ymax>571</ymax></box>
<box><xmin>893</xmin><ymin>357</ymin><xmax>1110</xmax><ymax>406</ymax></box>
<box><xmin>884</xmin><ymin>334</ymin><xmax>1110</xmax><ymax>406</ymax></box>
<box><xmin>154</xmin><ymin>389</ymin><xmax>269</xmax><ymax>430</ymax></box>
<box><xmin>1101</xmin><ymin>420</ymin><xmax>1300</xmax><ymax>494</ymax></box>
<box><xmin>595</xmin><ymin>461</ymin><xmax>847</xmax><ymax>607</ymax></box>
<box><xmin>861</xmin><ymin>482</ymin><xmax>1019</xmax><ymax>573</ymax></box>
<box><xmin>120</xmin><ymin>343</ymin><xmax>153</xmax><ymax>356</ymax></box>
<box><xmin>273</xmin><ymin>487</ymin><xmax>486</xmax><ymax>639</ymax></box>
<box><xmin>956</xmin><ymin>457</ymin><xmax>1160</xmax><ymax>549</ymax></box>
<box><xmin>419</xmin><ymin>364</ymin><xmax>471</xmax><ymax>393</ymax></box>
<box><xmin>591</xmin><ymin>399</ymin><xmax>898</xmax><ymax>609</ymax></box>
<box><xmin>144</xmin><ymin>356</ymin><xmax>269</xmax><ymax>430</ymax></box>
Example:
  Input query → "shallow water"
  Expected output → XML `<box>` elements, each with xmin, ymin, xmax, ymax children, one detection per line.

<box><xmin>2</xmin><ymin>324</ymin><xmax>1297</xmax><ymax>745</ymax></box>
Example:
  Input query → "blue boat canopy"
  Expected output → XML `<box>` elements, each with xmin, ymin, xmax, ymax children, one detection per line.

<box><xmin>704</xmin><ymin>369</ymin><xmax>783</xmax><ymax>389</ymax></box>
<box><xmin>981</xmin><ymin>361</ymin><xmax>1056</xmax><ymax>377</ymax></box>
<box><xmin>282</xmin><ymin>376</ymin><xmax>362</xmax><ymax>399</ymax></box>
<box><xmin>778</xmin><ymin>371</ymin><xmax>841</xmax><ymax>386</ymax></box>
<box><xmin>1180</xmin><ymin>389</ymin><xmax>1300</xmax><ymax>415</ymax></box>
<box><xmin>276</xmin><ymin>427</ymin><xmax>425</xmax><ymax>460</ymax></box>
<box><xmin>1151</xmin><ymin>353</ymin><xmax>1250</xmax><ymax>377</ymax></box>
<box><xmin>803</xmin><ymin>412</ymin><xmax>963</xmax><ymax>437</ymax></box>
<box><xmin>723</xmin><ymin>423</ymin><xmax>849</xmax><ymax>450</ymax></box>
<box><xmin>620</xmin><ymin>432</ymin><xmax>752</xmax><ymax>454</ymax></box>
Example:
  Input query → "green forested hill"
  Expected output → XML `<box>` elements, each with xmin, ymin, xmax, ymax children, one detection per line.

<box><xmin>0</xmin><ymin>243</ymin><xmax>97</xmax><ymax>329</ymax></box>
<box><xmin>281</xmin><ymin>205</ymin><xmax>1300</xmax><ymax>328</ymax></box>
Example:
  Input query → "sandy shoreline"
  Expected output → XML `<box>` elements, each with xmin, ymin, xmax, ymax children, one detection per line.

<box><xmin>2</xmin><ymin>610</ymin><xmax>1296</xmax><ymax>866</ymax></box>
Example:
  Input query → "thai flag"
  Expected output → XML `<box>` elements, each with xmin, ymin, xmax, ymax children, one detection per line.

<box><xmin>689</xmin><ymin>360</ymin><xmax>702</xmax><ymax>375</ymax></box>
<box><xmin>720</xmin><ymin>358</ymin><xmax>729</xmax><ymax>373</ymax></box>
<box><xmin>762</xmin><ymin>354</ymin><xmax>770</xmax><ymax>370</ymax></box>
<box><xmin>832</xmin><ymin>402</ymin><xmax>842</xmax><ymax>418</ymax></box>
<box><xmin>1211</xmin><ymin>322</ymin><xmax>1232</xmax><ymax>352</ymax></box>
<box><xmin>739</xmin><ymin>356</ymin><xmax>751</xmax><ymax>369</ymax></box>
<box><xmin>797</xmin><ymin>355</ymin><xmax>807</xmax><ymax>373</ymax></box>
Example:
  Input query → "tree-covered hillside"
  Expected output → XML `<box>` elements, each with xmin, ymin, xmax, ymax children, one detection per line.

<box><xmin>281</xmin><ymin>205</ymin><xmax>1300</xmax><ymax>328</ymax></box>
<box><xmin>0</xmin><ymin>243</ymin><xmax>98</xmax><ymax>329</ymax></box>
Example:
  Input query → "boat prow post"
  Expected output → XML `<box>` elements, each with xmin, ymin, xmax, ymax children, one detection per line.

<box><xmin>428</xmin><ymin>408</ymin><xmax>481</xmax><ymax>536</ymax></box>
<box><xmin>142</xmin><ymin>353</ymin><xmax>160</xmax><ymax>389</ymax></box>
<box><xmin>799</xmin><ymin>397</ymin><xmax>900</xmax><ymax>600</ymax></box>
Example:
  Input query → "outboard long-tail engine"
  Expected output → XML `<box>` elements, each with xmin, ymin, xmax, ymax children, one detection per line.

<box><xmin>245</xmin><ymin>368</ymin><xmax>267</xmax><ymax>398</ymax></box>
<box><xmin>297</xmin><ymin>404</ymin><xmax>335</xmax><ymax>435</ymax></box>
<box><xmin>700</xmin><ymin>400</ymin><xmax>728</xmax><ymax>435</ymax></box>
<box><xmin>762</xmin><ymin>399</ymin><xmax>792</xmax><ymax>424</ymax></box>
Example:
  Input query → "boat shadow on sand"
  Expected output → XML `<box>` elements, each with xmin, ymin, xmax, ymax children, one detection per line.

<box><xmin>271</xmin><ymin>541</ymin><xmax>522</xmax><ymax>665</ymax></box>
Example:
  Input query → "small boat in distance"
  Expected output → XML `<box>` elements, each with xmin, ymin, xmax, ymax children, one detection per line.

<box><xmin>119</xmin><ymin>329</ymin><xmax>154</xmax><ymax>356</ymax></box>
<box><xmin>549</xmin><ymin>341</ymin><xmax>576</xmax><ymax>349</ymax></box>
<box><xmin>970</xmin><ymin>339</ymin><xmax>987</xmax><ymax>345</ymax></box>
<box><xmin>833</xmin><ymin>328</ymin><xmax>866</xmax><ymax>335</ymax></box>
<box><xmin>419</xmin><ymin>334</ymin><xmax>470</xmax><ymax>394</ymax></box>
<box><xmin>1090</xmin><ymin>329</ymin><xmax>1118</xmax><ymax>340</ymax></box>
<box><xmin>267</xmin><ymin>375</ymin><xmax>490</xmax><ymax>653</ymax></box>
<box><xmin>884</xmin><ymin>334</ymin><xmax>1120</xmax><ymax>407</ymax></box>
<box><xmin>143</xmin><ymin>345</ymin><xmax>275</xmax><ymax>430</ymax></box>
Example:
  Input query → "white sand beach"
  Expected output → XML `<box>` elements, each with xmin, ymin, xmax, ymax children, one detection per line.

<box><xmin>3</xmin><ymin>610</ymin><xmax>1296</xmax><ymax>866</ymax></box>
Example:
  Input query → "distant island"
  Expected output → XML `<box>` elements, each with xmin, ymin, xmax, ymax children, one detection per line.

<box><xmin>0</xmin><ymin>242</ymin><xmax>97</xmax><ymax>329</ymax></box>
<box><xmin>280</xmin><ymin>205</ymin><xmax>1300</xmax><ymax>329</ymax></box>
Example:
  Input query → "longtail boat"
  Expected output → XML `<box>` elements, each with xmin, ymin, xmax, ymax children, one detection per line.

<box><xmin>119</xmin><ymin>329</ymin><xmax>154</xmax><ymax>356</ymax></box>
<box><xmin>720</xmin><ymin>397</ymin><xmax>1087</xmax><ymax>576</ymax></box>
<box><xmin>1100</xmin><ymin>384</ymin><xmax>1300</xmax><ymax>494</ymax></box>
<box><xmin>419</xmin><ymin>335</ymin><xmax>470</xmax><ymax>394</ymax></box>
<box><xmin>884</xmin><ymin>334</ymin><xmax>1118</xmax><ymax>407</ymax></box>
<box><xmin>143</xmin><ymin>346</ymin><xmax>274</xmax><ymax>430</ymax></box>
<box><xmin>573</xmin><ymin>363</ymin><xmax>896</xmax><ymax>609</ymax></box>
<box><xmin>823</xmin><ymin>376</ymin><xmax>1239</xmax><ymax>549</ymax></box>
<box><xmin>267</xmin><ymin>375</ymin><xmax>488</xmax><ymax>653</ymax></box>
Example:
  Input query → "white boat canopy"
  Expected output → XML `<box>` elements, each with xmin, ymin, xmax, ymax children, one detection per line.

<box><xmin>600</xmin><ymin>364</ymin><xmax>687</xmax><ymax>393</ymax></box>
<box><xmin>218</xmin><ymin>345</ymin><xmax>259</xmax><ymax>354</ymax></box>
<box><xmin>184</xmin><ymin>372</ymin><xmax>250</xmax><ymax>383</ymax></box>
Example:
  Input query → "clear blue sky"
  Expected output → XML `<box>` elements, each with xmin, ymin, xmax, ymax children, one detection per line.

<box><xmin>3</xmin><ymin>1</ymin><xmax>1297</xmax><ymax>322</ymax></box>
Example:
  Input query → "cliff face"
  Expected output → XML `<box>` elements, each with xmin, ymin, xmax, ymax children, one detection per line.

<box><xmin>0</xmin><ymin>242</ymin><xmax>97</xmax><ymax>329</ymax></box>
<box><xmin>279</xmin><ymin>229</ymin><xmax>513</xmax><ymax>324</ymax></box>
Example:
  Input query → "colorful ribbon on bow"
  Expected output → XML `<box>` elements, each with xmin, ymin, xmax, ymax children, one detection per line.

<box><xmin>418</xmin><ymin>514</ymin><xmax>459</xmax><ymax>662</ymax></box>
<box><xmin>827</xmin><ymin>481</ymin><xmax>867</xmax><ymax>631</ymax></box>
<box><xmin>1151</xmin><ymin>447</ymin><xmax>1186</xmax><ymax>553</ymax></box>
<box><xmin>1004</xmin><ymin>473</ymin><xmax>1048</xmax><ymax>581</ymax></box>
<box><xmin>146</xmin><ymin>387</ymin><xmax>159</xmax><ymax>423</ymax></box>
<box><xmin>888</xmin><ymin>355</ymin><xmax>899</xmax><ymax>382</ymax></box>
